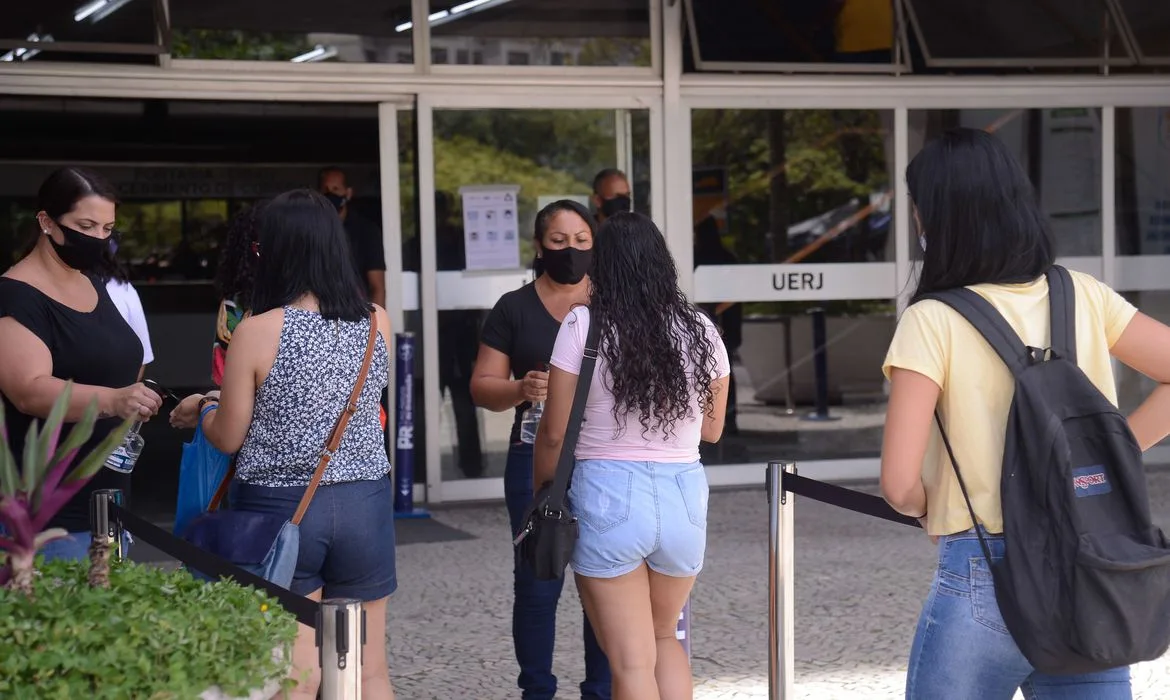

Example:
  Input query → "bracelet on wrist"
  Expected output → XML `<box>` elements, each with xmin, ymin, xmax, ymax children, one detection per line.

<box><xmin>198</xmin><ymin>396</ymin><xmax>220</xmax><ymax>413</ymax></box>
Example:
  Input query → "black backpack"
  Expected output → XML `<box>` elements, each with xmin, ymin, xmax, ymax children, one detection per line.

<box><xmin>921</xmin><ymin>265</ymin><xmax>1170</xmax><ymax>675</ymax></box>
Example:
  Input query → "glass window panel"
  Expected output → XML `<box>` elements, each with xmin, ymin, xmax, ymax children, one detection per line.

<box><xmin>690</xmin><ymin>108</ymin><xmax>893</xmax><ymax>466</ymax></box>
<box><xmin>908</xmin><ymin>109</ymin><xmax>1103</xmax><ymax>258</ymax></box>
<box><xmin>691</xmin><ymin>109</ymin><xmax>895</xmax><ymax>266</ymax></box>
<box><xmin>1116</xmin><ymin>107</ymin><xmax>1170</xmax><ymax>255</ymax></box>
<box><xmin>1</xmin><ymin>0</ymin><xmax>162</xmax><ymax>64</ymax></box>
<box><xmin>169</xmin><ymin>0</ymin><xmax>414</xmax><ymax>63</ymax></box>
<box><xmin>686</xmin><ymin>0</ymin><xmax>896</xmax><ymax>66</ymax></box>
<box><xmin>429</xmin><ymin>107</ymin><xmax>650</xmax><ymax>481</ymax></box>
<box><xmin>1118</xmin><ymin>0</ymin><xmax>1170</xmax><ymax>58</ymax></box>
<box><xmin>905</xmin><ymin>0</ymin><xmax>1124</xmax><ymax>61</ymax></box>
<box><xmin>697</xmin><ymin>300</ymin><xmax>894</xmax><ymax>467</ymax></box>
<box><xmin>428</xmin><ymin>0</ymin><xmax>651</xmax><ymax>68</ymax></box>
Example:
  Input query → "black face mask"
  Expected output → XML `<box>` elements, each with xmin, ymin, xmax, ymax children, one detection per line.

<box><xmin>49</xmin><ymin>222</ymin><xmax>110</xmax><ymax>272</ymax></box>
<box><xmin>323</xmin><ymin>192</ymin><xmax>348</xmax><ymax>213</ymax></box>
<box><xmin>600</xmin><ymin>194</ymin><xmax>631</xmax><ymax>218</ymax></box>
<box><xmin>541</xmin><ymin>247</ymin><xmax>592</xmax><ymax>285</ymax></box>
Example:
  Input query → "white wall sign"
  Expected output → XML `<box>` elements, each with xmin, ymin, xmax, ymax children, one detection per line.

<box><xmin>459</xmin><ymin>184</ymin><xmax>522</xmax><ymax>271</ymax></box>
<box><xmin>693</xmin><ymin>262</ymin><xmax>897</xmax><ymax>303</ymax></box>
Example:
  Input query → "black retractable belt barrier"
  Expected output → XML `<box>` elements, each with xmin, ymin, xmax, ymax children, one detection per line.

<box><xmin>779</xmin><ymin>471</ymin><xmax>923</xmax><ymax>529</ymax></box>
<box><xmin>110</xmin><ymin>503</ymin><xmax>319</xmax><ymax>628</ymax></box>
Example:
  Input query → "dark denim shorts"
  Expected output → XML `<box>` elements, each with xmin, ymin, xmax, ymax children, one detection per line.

<box><xmin>230</xmin><ymin>477</ymin><xmax>397</xmax><ymax>601</ymax></box>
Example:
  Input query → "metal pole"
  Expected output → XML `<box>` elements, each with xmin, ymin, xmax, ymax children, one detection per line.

<box><xmin>802</xmin><ymin>309</ymin><xmax>838</xmax><ymax>422</ymax></box>
<box><xmin>782</xmin><ymin>316</ymin><xmax>795</xmax><ymax>415</ymax></box>
<box><xmin>676</xmin><ymin>598</ymin><xmax>691</xmax><ymax>659</ymax></box>
<box><xmin>318</xmin><ymin>598</ymin><xmax>364</xmax><ymax>700</ymax></box>
<box><xmin>89</xmin><ymin>489</ymin><xmax>125</xmax><ymax>561</ymax></box>
<box><xmin>767</xmin><ymin>462</ymin><xmax>795</xmax><ymax>700</ymax></box>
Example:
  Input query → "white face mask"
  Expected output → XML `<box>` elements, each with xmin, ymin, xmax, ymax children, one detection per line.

<box><xmin>919</xmin><ymin>234</ymin><xmax>927</xmax><ymax>252</ymax></box>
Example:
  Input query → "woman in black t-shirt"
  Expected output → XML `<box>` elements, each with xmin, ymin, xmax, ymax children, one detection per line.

<box><xmin>471</xmin><ymin>200</ymin><xmax>612</xmax><ymax>699</ymax></box>
<box><xmin>0</xmin><ymin>168</ymin><xmax>162</xmax><ymax>562</ymax></box>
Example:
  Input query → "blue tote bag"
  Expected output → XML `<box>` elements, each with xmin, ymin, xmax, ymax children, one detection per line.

<box><xmin>183</xmin><ymin>314</ymin><xmax>377</xmax><ymax>588</ymax></box>
<box><xmin>173</xmin><ymin>404</ymin><xmax>232</xmax><ymax>538</ymax></box>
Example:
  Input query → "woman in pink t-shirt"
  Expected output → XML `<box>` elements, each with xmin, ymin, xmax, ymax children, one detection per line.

<box><xmin>535</xmin><ymin>212</ymin><xmax>731</xmax><ymax>700</ymax></box>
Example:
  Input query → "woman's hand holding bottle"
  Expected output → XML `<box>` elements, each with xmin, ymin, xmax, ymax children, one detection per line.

<box><xmin>518</xmin><ymin>370</ymin><xmax>549</xmax><ymax>403</ymax></box>
<box><xmin>108</xmin><ymin>383</ymin><xmax>164</xmax><ymax>421</ymax></box>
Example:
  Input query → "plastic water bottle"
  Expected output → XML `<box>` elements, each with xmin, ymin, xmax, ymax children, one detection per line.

<box><xmin>104</xmin><ymin>422</ymin><xmax>144</xmax><ymax>474</ymax></box>
<box><xmin>519</xmin><ymin>401</ymin><xmax>543</xmax><ymax>444</ymax></box>
<box><xmin>104</xmin><ymin>380</ymin><xmax>164</xmax><ymax>474</ymax></box>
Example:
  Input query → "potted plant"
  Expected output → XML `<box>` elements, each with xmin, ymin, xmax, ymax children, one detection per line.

<box><xmin>0</xmin><ymin>383</ymin><xmax>297</xmax><ymax>699</ymax></box>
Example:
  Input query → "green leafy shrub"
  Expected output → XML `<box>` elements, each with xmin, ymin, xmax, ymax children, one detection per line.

<box><xmin>0</xmin><ymin>557</ymin><xmax>297</xmax><ymax>699</ymax></box>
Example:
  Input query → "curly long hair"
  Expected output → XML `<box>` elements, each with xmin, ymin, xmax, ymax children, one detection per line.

<box><xmin>214</xmin><ymin>200</ymin><xmax>268</xmax><ymax>303</ymax></box>
<box><xmin>589</xmin><ymin>212</ymin><xmax>719</xmax><ymax>440</ymax></box>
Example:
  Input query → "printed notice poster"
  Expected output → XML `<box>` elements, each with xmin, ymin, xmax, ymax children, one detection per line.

<box><xmin>459</xmin><ymin>185</ymin><xmax>522</xmax><ymax>271</ymax></box>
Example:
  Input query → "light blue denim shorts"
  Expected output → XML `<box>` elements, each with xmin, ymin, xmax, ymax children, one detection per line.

<box><xmin>567</xmin><ymin>458</ymin><xmax>708</xmax><ymax>579</ymax></box>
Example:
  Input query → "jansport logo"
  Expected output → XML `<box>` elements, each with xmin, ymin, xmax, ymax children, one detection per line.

<box><xmin>1072</xmin><ymin>466</ymin><xmax>1113</xmax><ymax>497</ymax></box>
<box><xmin>1074</xmin><ymin>473</ymin><xmax>1106</xmax><ymax>489</ymax></box>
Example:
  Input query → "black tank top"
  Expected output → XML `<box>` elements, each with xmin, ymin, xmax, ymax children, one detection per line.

<box><xmin>0</xmin><ymin>275</ymin><xmax>144</xmax><ymax>532</ymax></box>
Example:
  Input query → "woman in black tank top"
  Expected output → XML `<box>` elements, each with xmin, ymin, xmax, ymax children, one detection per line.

<box><xmin>0</xmin><ymin>167</ymin><xmax>163</xmax><ymax>560</ymax></box>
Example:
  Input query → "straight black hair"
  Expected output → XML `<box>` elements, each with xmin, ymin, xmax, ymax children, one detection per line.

<box><xmin>908</xmin><ymin>127</ymin><xmax>1055</xmax><ymax>301</ymax></box>
<box><xmin>250</xmin><ymin>189</ymin><xmax>371</xmax><ymax>322</ymax></box>
<box><xmin>24</xmin><ymin>167</ymin><xmax>120</xmax><ymax>258</ymax></box>
<box><xmin>38</xmin><ymin>166</ymin><xmax>119</xmax><ymax>219</ymax></box>
<box><xmin>532</xmin><ymin>199</ymin><xmax>597</xmax><ymax>277</ymax></box>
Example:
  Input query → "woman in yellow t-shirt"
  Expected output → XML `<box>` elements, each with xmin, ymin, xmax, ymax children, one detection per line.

<box><xmin>882</xmin><ymin>127</ymin><xmax>1170</xmax><ymax>699</ymax></box>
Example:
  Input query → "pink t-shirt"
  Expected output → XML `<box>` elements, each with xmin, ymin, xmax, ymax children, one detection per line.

<box><xmin>549</xmin><ymin>306</ymin><xmax>731</xmax><ymax>463</ymax></box>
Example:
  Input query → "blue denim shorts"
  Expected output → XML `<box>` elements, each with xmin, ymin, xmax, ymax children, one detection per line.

<box><xmin>567</xmin><ymin>459</ymin><xmax>708</xmax><ymax>579</ymax></box>
<box><xmin>230</xmin><ymin>477</ymin><xmax>397</xmax><ymax>601</ymax></box>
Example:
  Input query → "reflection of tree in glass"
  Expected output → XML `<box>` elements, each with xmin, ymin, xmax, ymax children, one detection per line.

<box><xmin>576</xmin><ymin>38</ymin><xmax>653</xmax><ymax>67</ymax></box>
<box><xmin>692</xmin><ymin>109</ymin><xmax>891</xmax><ymax>318</ymax></box>
<box><xmin>692</xmin><ymin>109</ymin><xmax>889</xmax><ymax>265</ymax></box>
<box><xmin>170</xmin><ymin>30</ymin><xmax>317</xmax><ymax>61</ymax></box>
<box><xmin>433</xmin><ymin>134</ymin><xmax>591</xmax><ymax>267</ymax></box>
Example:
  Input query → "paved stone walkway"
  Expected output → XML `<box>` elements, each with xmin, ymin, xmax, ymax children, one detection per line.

<box><xmin>387</xmin><ymin>470</ymin><xmax>1170</xmax><ymax>698</ymax></box>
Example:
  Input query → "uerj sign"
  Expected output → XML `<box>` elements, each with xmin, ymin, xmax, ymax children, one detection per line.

<box><xmin>692</xmin><ymin>262</ymin><xmax>897</xmax><ymax>303</ymax></box>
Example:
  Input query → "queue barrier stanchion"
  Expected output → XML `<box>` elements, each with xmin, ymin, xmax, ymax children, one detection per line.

<box><xmin>90</xmin><ymin>489</ymin><xmax>127</xmax><ymax>563</ymax></box>
<box><xmin>767</xmin><ymin>462</ymin><xmax>795</xmax><ymax>700</ymax></box>
<box><xmin>802</xmin><ymin>309</ymin><xmax>838</xmax><ymax>423</ymax></box>
<box><xmin>393</xmin><ymin>331</ymin><xmax>430</xmax><ymax>520</ymax></box>
<box><xmin>318</xmin><ymin>598</ymin><xmax>365</xmax><ymax>699</ymax></box>
<box><xmin>765</xmin><ymin>460</ymin><xmax>924</xmax><ymax>699</ymax></box>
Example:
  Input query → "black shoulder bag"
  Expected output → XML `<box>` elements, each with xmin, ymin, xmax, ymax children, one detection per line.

<box><xmin>513</xmin><ymin>315</ymin><xmax>601</xmax><ymax>581</ymax></box>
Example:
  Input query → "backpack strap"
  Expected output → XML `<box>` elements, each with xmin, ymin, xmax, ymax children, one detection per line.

<box><xmin>1045</xmin><ymin>265</ymin><xmax>1077</xmax><ymax>364</ymax></box>
<box><xmin>918</xmin><ymin>288</ymin><xmax>1031</xmax><ymax>378</ymax></box>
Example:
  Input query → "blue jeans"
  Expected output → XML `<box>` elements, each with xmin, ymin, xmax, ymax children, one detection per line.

<box><xmin>504</xmin><ymin>442</ymin><xmax>612</xmax><ymax>700</ymax></box>
<box><xmin>908</xmin><ymin>530</ymin><xmax>1132</xmax><ymax>699</ymax></box>
<box><xmin>37</xmin><ymin>531</ymin><xmax>132</xmax><ymax>563</ymax></box>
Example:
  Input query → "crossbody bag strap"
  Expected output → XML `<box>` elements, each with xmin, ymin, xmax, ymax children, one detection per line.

<box><xmin>544</xmin><ymin>310</ymin><xmax>602</xmax><ymax>514</ymax></box>
<box><xmin>290</xmin><ymin>311</ymin><xmax>380</xmax><ymax>525</ymax></box>
<box><xmin>206</xmin><ymin>313</ymin><xmax>380</xmax><ymax>516</ymax></box>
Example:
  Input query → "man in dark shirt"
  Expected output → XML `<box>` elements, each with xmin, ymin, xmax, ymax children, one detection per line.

<box><xmin>318</xmin><ymin>166</ymin><xmax>386</xmax><ymax>307</ymax></box>
<box><xmin>591</xmin><ymin>168</ymin><xmax>633</xmax><ymax>224</ymax></box>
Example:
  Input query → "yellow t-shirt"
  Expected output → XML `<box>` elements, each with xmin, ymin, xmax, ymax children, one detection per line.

<box><xmin>882</xmin><ymin>271</ymin><xmax>1138</xmax><ymax>536</ymax></box>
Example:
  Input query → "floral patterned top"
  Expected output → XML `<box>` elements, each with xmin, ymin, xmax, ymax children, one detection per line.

<box><xmin>234</xmin><ymin>308</ymin><xmax>390</xmax><ymax>487</ymax></box>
